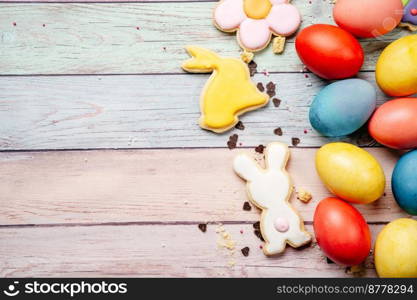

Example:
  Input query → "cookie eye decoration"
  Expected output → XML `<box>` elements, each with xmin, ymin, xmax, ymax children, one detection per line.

<box><xmin>213</xmin><ymin>0</ymin><xmax>301</xmax><ymax>53</ymax></box>
<box><xmin>401</xmin><ymin>0</ymin><xmax>417</xmax><ymax>31</ymax></box>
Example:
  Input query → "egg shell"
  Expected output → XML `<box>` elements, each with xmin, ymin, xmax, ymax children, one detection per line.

<box><xmin>313</xmin><ymin>197</ymin><xmax>371</xmax><ymax>266</ymax></box>
<box><xmin>295</xmin><ymin>24</ymin><xmax>364</xmax><ymax>80</ymax></box>
<box><xmin>375</xmin><ymin>218</ymin><xmax>417</xmax><ymax>278</ymax></box>
<box><xmin>376</xmin><ymin>35</ymin><xmax>417</xmax><ymax>97</ymax></box>
<box><xmin>369</xmin><ymin>98</ymin><xmax>417</xmax><ymax>149</ymax></box>
<box><xmin>392</xmin><ymin>150</ymin><xmax>417</xmax><ymax>215</ymax></box>
<box><xmin>309</xmin><ymin>79</ymin><xmax>376</xmax><ymax>137</ymax></box>
<box><xmin>333</xmin><ymin>0</ymin><xmax>404</xmax><ymax>38</ymax></box>
<box><xmin>316</xmin><ymin>143</ymin><xmax>385</xmax><ymax>204</ymax></box>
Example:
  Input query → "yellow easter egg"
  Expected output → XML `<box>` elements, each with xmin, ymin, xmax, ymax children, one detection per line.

<box><xmin>375</xmin><ymin>218</ymin><xmax>417</xmax><ymax>278</ymax></box>
<box><xmin>376</xmin><ymin>35</ymin><xmax>417</xmax><ymax>97</ymax></box>
<box><xmin>316</xmin><ymin>142</ymin><xmax>385</xmax><ymax>204</ymax></box>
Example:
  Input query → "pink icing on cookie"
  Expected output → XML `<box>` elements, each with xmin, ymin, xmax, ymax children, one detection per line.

<box><xmin>274</xmin><ymin>217</ymin><xmax>289</xmax><ymax>232</ymax></box>
<box><xmin>214</xmin><ymin>0</ymin><xmax>301</xmax><ymax>51</ymax></box>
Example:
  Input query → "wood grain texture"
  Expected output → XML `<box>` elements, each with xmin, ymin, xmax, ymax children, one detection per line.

<box><xmin>1</xmin><ymin>148</ymin><xmax>414</xmax><ymax>226</ymax></box>
<box><xmin>0</xmin><ymin>2</ymin><xmax>409</xmax><ymax>75</ymax></box>
<box><xmin>0</xmin><ymin>224</ymin><xmax>383</xmax><ymax>277</ymax></box>
<box><xmin>3</xmin><ymin>72</ymin><xmax>413</xmax><ymax>150</ymax></box>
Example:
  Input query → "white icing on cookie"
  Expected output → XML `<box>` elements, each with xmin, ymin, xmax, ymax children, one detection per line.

<box><xmin>274</xmin><ymin>217</ymin><xmax>289</xmax><ymax>232</ymax></box>
<box><xmin>233</xmin><ymin>142</ymin><xmax>311</xmax><ymax>255</ymax></box>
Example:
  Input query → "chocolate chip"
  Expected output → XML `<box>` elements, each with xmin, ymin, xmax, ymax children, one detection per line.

<box><xmin>248</xmin><ymin>61</ymin><xmax>257</xmax><ymax>76</ymax></box>
<box><xmin>255</xmin><ymin>144</ymin><xmax>265</xmax><ymax>154</ymax></box>
<box><xmin>243</xmin><ymin>201</ymin><xmax>252</xmax><ymax>211</ymax></box>
<box><xmin>326</xmin><ymin>257</ymin><xmax>335</xmax><ymax>264</ymax></box>
<box><xmin>272</xmin><ymin>98</ymin><xmax>281</xmax><ymax>107</ymax></box>
<box><xmin>241</xmin><ymin>247</ymin><xmax>250</xmax><ymax>257</ymax></box>
<box><xmin>198</xmin><ymin>223</ymin><xmax>207</xmax><ymax>233</ymax></box>
<box><xmin>235</xmin><ymin>121</ymin><xmax>245</xmax><ymax>130</ymax></box>
<box><xmin>256</xmin><ymin>82</ymin><xmax>265</xmax><ymax>92</ymax></box>
<box><xmin>266</xmin><ymin>81</ymin><xmax>276</xmax><ymax>97</ymax></box>
<box><xmin>254</xmin><ymin>230</ymin><xmax>265</xmax><ymax>242</ymax></box>
<box><xmin>274</xmin><ymin>127</ymin><xmax>283</xmax><ymax>136</ymax></box>
<box><xmin>292</xmin><ymin>137</ymin><xmax>300</xmax><ymax>147</ymax></box>
<box><xmin>227</xmin><ymin>134</ymin><xmax>238</xmax><ymax>150</ymax></box>
<box><xmin>253</xmin><ymin>221</ymin><xmax>260</xmax><ymax>230</ymax></box>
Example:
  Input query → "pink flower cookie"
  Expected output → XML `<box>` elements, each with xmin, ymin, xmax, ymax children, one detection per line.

<box><xmin>213</xmin><ymin>0</ymin><xmax>301</xmax><ymax>52</ymax></box>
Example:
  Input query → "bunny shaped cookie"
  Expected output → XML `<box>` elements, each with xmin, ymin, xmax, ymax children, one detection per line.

<box><xmin>182</xmin><ymin>46</ymin><xmax>269</xmax><ymax>133</ymax></box>
<box><xmin>233</xmin><ymin>142</ymin><xmax>311</xmax><ymax>255</ymax></box>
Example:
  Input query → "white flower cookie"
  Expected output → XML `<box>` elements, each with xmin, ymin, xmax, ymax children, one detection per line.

<box><xmin>233</xmin><ymin>142</ymin><xmax>311</xmax><ymax>255</ymax></box>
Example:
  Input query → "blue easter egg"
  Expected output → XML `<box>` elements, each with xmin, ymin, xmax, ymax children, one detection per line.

<box><xmin>392</xmin><ymin>150</ymin><xmax>417</xmax><ymax>215</ymax></box>
<box><xmin>309</xmin><ymin>79</ymin><xmax>376</xmax><ymax>137</ymax></box>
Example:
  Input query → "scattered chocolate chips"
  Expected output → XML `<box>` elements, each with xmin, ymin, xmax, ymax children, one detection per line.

<box><xmin>248</xmin><ymin>61</ymin><xmax>257</xmax><ymax>76</ymax></box>
<box><xmin>292</xmin><ymin>137</ymin><xmax>300</xmax><ymax>147</ymax></box>
<box><xmin>326</xmin><ymin>257</ymin><xmax>335</xmax><ymax>264</ymax></box>
<box><xmin>272</xmin><ymin>98</ymin><xmax>281</xmax><ymax>108</ymax></box>
<box><xmin>198</xmin><ymin>223</ymin><xmax>207</xmax><ymax>233</ymax></box>
<box><xmin>256</xmin><ymin>82</ymin><xmax>265</xmax><ymax>92</ymax></box>
<box><xmin>274</xmin><ymin>127</ymin><xmax>283</xmax><ymax>136</ymax></box>
<box><xmin>266</xmin><ymin>81</ymin><xmax>276</xmax><ymax>97</ymax></box>
<box><xmin>254</xmin><ymin>230</ymin><xmax>265</xmax><ymax>242</ymax></box>
<box><xmin>255</xmin><ymin>144</ymin><xmax>265</xmax><ymax>154</ymax></box>
<box><xmin>243</xmin><ymin>201</ymin><xmax>252</xmax><ymax>211</ymax></box>
<box><xmin>241</xmin><ymin>247</ymin><xmax>250</xmax><ymax>257</ymax></box>
<box><xmin>235</xmin><ymin>121</ymin><xmax>245</xmax><ymax>130</ymax></box>
<box><xmin>227</xmin><ymin>134</ymin><xmax>238</xmax><ymax>150</ymax></box>
<box><xmin>253</xmin><ymin>221</ymin><xmax>260</xmax><ymax>230</ymax></box>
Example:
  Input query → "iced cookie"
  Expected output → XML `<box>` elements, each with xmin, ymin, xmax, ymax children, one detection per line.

<box><xmin>400</xmin><ymin>0</ymin><xmax>417</xmax><ymax>31</ymax></box>
<box><xmin>182</xmin><ymin>46</ymin><xmax>269</xmax><ymax>133</ymax></box>
<box><xmin>213</xmin><ymin>0</ymin><xmax>301</xmax><ymax>52</ymax></box>
<box><xmin>233</xmin><ymin>142</ymin><xmax>311</xmax><ymax>255</ymax></box>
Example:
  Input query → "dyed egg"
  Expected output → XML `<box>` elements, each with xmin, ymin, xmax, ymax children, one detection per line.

<box><xmin>392</xmin><ymin>150</ymin><xmax>417</xmax><ymax>215</ymax></box>
<box><xmin>295</xmin><ymin>24</ymin><xmax>364</xmax><ymax>80</ymax></box>
<box><xmin>316</xmin><ymin>143</ymin><xmax>385</xmax><ymax>204</ymax></box>
<box><xmin>309</xmin><ymin>79</ymin><xmax>376</xmax><ymax>137</ymax></box>
<box><xmin>374</xmin><ymin>218</ymin><xmax>417</xmax><ymax>277</ymax></box>
<box><xmin>376</xmin><ymin>35</ymin><xmax>417</xmax><ymax>96</ymax></box>
<box><xmin>369</xmin><ymin>98</ymin><xmax>417</xmax><ymax>149</ymax></box>
<box><xmin>314</xmin><ymin>197</ymin><xmax>371</xmax><ymax>266</ymax></box>
<box><xmin>333</xmin><ymin>0</ymin><xmax>404</xmax><ymax>38</ymax></box>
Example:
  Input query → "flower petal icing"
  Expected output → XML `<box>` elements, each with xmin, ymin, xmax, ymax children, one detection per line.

<box><xmin>214</xmin><ymin>0</ymin><xmax>246</xmax><ymax>31</ymax></box>
<box><xmin>266</xmin><ymin>3</ymin><xmax>301</xmax><ymax>36</ymax></box>
<box><xmin>238</xmin><ymin>18</ymin><xmax>271</xmax><ymax>50</ymax></box>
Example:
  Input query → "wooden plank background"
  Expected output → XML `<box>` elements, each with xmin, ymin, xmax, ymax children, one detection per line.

<box><xmin>0</xmin><ymin>0</ymin><xmax>416</xmax><ymax>277</ymax></box>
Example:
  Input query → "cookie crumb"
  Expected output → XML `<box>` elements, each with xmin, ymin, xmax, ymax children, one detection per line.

<box><xmin>253</xmin><ymin>221</ymin><xmax>260</xmax><ymax>230</ymax></box>
<box><xmin>256</xmin><ymin>82</ymin><xmax>265</xmax><ymax>92</ymax></box>
<box><xmin>227</xmin><ymin>134</ymin><xmax>238</xmax><ymax>150</ymax></box>
<box><xmin>216</xmin><ymin>225</ymin><xmax>236</xmax><ymax>250</ymax></box>
<box><xmin>241</xmin><ymin>51</ymin><xmax>254</xmax><ymax>63</ymax></box>
<box><xmin>254</xmin><ymin>229</ymin><xmax>265</xmax><ymax>242</ymax></box>
<box><xmin>266</xmin><ymin>81</ymin><xmax>276</xmax><ymax>97</ymax></box>
<box><xmin>248</xmin><ymin>61</ymin><xmax>257</xmax><ymax>77</ymax></box>
<box><xmin>274</xmin><ymin>127</ymin><xmax>283</xmax><ymax>136</ymax></box>
<box><xmin>292</xmin><ymin>137</ymin><xmax>300</xmax><ymax>147</ymax></box>
<box><xmin>198</xmin><ymin>223</ymin><xmax>207</xmax><ymax>233</ymax></box>
<box><xmin>228</xmin><ymin>259</ymin><xmax>236</xmax><ymax>267</ymax></box>
<box><xmin>345</xmin><ymin>264</ymin><xmax>365</xmax><ymax>276</ymax></box>
<box><xmin>235</xmin><ymin>121</ymin><xmax>245</xmax><ymax>130</ymax></box>
<box><xmin>241</xmin><ymin>247</ymin><xmax>250</xmax><ymax>257</ymax></box>
<box><xmin>272</xmin><ymin>98</ymin><xmax>281</xmax><ymax>107</ymax></box>
<box><xmin>243</xmin><ymin>201</ymin><xmax>252</xmax><ymax>211</ymax></box>
<box><xmin>254</xmin><ymin>144</ymin><xmax>265</xmax><ymax>154</ymax></box>
<box><xmin>272</xmin><ymin>36</ymin><xmax>286</xmax><ymax>54</ymax></box>
<box><xmin>297</xmin><ymin>188</ymin><xmax>312</xmax><ymax>203</ymax></box>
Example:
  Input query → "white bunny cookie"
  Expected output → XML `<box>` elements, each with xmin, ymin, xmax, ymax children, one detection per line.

<box><xmin>233</xmin><ymin>142</ymin><xmax>311</xmax><ymax>255</ymax></box>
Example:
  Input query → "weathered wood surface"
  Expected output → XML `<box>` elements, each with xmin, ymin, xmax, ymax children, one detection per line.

<box><xmin>1</xmin><ymin>148</ymin><xmax>414</xmax><ymax>226</ymax></box>
<box><xmin>0</xmin><ymin>224</ymin><xmax>382</xmax><ymax>277</ymax></box>
<box><xmin>0</xmin><ymin>2</ymin><xmax>409</xmax><ymax>75</ymax></box>
<box><xmin>2</xmin><ymin>72</ymin><xmax>412</xmax><ymax>150</ymax></box>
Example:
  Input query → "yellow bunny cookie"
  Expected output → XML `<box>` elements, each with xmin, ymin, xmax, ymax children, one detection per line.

<box><xmin>182</xmin><ymin>46</ymin><xmax>270</xmax><ymax>133</ymax></box>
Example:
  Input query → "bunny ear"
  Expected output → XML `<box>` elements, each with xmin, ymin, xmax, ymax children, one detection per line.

<box><xmin>233</xmin><ymin>154</ymin><xmax>262</xmax><ymax>182</ymax></box>
<box><xmin>181</xmin><ymin>46</ymin><xmax>219</xmax><ymax>73</ymax></box>
<box><xmin>265</xmin><ymin>143</ymin><xmax>289</xmax><ymax>170</ymax></box>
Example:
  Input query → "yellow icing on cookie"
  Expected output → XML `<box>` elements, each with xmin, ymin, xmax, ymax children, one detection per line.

<box><xmin>244</xmin><ymin>0</ymin><xmax>272</xmax><ymax>19</ymax></box>
<box><xmin>182</xmin><ymin>46</ymin><xmax>269</xmax><ymax>133</ymax></box>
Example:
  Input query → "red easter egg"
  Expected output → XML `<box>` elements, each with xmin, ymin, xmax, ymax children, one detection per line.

<box><xmin>295</xmin><ymin>24</ymin><xmax>364</xmax><ymax>80</ymax></box>
<box><xmin>369</xmin><ymin>98</ymin><xmax>417</xmax><ymax>150</ymax></box>
<box><xmin>313</xmin><ymin>197</ymin><xmax>371</xmax><ymax>266</ymax></box>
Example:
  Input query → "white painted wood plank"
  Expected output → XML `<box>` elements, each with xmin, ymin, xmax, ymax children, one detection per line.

<box><xmin>0</xmin><ymin>224</ymin><xmax>381</xmax><ymax>277</ymax></box>
<box><xmin>0</xmin><ymin>148</ymin><xmax>413</xmax><ymax>225</ymax></box>
<box><xmin>0</xmin><ymin>2</ymin><xmax>409</xmax><ymax>75</ymax></box>
<box><xmin>1</xmin><ymin>72</ymin><xmax>410</xmax><ymax>150</ymax></box>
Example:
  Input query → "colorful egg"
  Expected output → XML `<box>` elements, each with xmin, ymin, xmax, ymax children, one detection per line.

<box><xmin>374</xmin><ymin>218</ymin><xmax>417</xmax><ymax>278</ymax></box>
<box><xmin>295</xmin><ymin>24</ymin><xmax>364</xmax><ymax>80</ymax></box>
<box><xmin>376</xmin><ymin>35</ymin><xmax>417</xmax><ymax>97</ymax></box>
<box><xmin>333</xmin><ymin>0</ymin><xmax>404</xmax><ymax>38</ymax></box>
<box><xmin>309</xmin><ymin>79</ymin><xmax>376</xmax><ymax>137</ymax></box>
<box><xmin>313</xmin><ymin>197</ymin><xmax>371</xmax><ymax>266</ymax></box>
<box><xmin>392</xmin><ymin>150</ymin><xmax>417</xmax><ymax>215</ymax></box>
<box><xmin>316</xmin><ymin>143</ymin><xmax>385</xmax><ymax>204</ymax></box>
<box><xmin>369</xmin><ymin>98</ymin><xmax>417</xmax><ymax>149</ymax></box>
